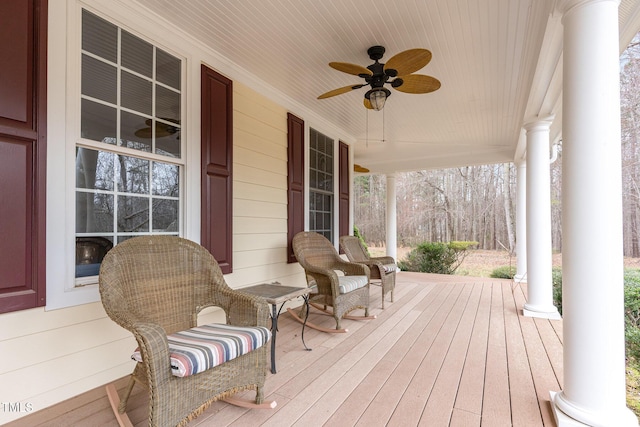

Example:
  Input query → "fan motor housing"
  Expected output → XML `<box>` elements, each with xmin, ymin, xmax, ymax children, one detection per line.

<box><xmin>367</xmin><ymin>45</ymin><xmax>385</xmax><ymax>61</ymax></box>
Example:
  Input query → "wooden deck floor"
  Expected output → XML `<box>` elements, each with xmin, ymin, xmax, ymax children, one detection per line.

<box><xmin>7</xmin><ymin>272</ymin><xmax>563</xmax><ymax>427</ymax></box>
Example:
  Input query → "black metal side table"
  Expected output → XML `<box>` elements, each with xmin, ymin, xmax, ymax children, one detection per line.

<box><xmin>239</xmin><ymin>282</ymin><xmax>311</xmax><ymax>373</ymax></box>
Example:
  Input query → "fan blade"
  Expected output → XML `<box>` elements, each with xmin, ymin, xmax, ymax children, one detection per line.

<box><xmin>384</xmin><ymin>49</ymin><xmax>432</xmax><ymax>76</ymax></box>
<box><xmin>318</xmin><ymin>84</ymin><xmax>363</xmax><ymax>99</ymax></box>
<box><xmin>363</xmin><ymin>98</ymin><xmax>373</xmax><ymax>109</ymax></box>
<box><xmin>394</xmin><ymin>74</ymin><xmax>441</xmax><ymax>94</ymax></box>
<box><xmin>329</xmin><ymin>62</ymin><xmax>373</xmax><ymax>76</ymax></box>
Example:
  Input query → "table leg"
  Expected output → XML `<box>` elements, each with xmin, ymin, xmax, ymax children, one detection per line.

<box><xmin>301</xmin><ymin>295</ymin><xmax>311</xmax><ymax>351</ymax></box>
<box><xmin>270</xmin><ymin>303</ymin><xmax>278</xmax><ymax>374</ymax></box>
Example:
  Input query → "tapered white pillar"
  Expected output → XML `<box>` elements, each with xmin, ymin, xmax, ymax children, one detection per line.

<box><xmin>515</xmin><ymin>160</ymin><xmax>527</xmax><ymax>283</ymax></box>
<box><xmin>523</xmin><ymin>119</ymin><xmax>560</xmax><ymax>319</ymax></box>
<box><xmin>551</xmin><ymin>0</ymin><xmax>638</xmax><ymax>425</ymax></box>
<box><xmin>386</xmin><ymin>173</ymin><xmax>397</xmax><ymax>260</ymax></box>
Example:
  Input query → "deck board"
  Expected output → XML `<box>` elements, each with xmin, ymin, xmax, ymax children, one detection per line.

<box><xmin>481</xmin><ymin>282</ymin><xmax>512</xmax><ymax>426</ymax></box>
<box><xmin>454</xmin><ymin>282</ymin><xmax>492</xmax><ymax>416</ymax></box>
<box><xmin>5</xmin><ymin>273</ymin><xmax>564</xmax><ymax>427</ymax></box>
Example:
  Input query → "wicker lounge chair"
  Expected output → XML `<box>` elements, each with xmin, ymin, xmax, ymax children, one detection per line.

<box><xmin>340</xmin><ymin>235</ymin><xmax>397</xmax><ymax>309</ymax></box>
<box><xmin>99</xmin><ymin>236</ymin><xmax>274</xmax><ymax>427</ymax></box>
<box><xmin>290</xmin><ymin>231</ymin><xmax>374</xmax><ymax>333</ymax></box>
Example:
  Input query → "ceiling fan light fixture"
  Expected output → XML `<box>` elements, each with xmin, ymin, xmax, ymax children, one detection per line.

<box><xmin>366</xmin><ymin>88</ymin><xmax>390</xmax><ymax>111</ymax></box>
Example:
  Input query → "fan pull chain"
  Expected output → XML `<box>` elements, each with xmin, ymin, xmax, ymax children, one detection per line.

<box><xmin>366</xmin><ymin>108</ymin><xmax>369</xmax><ymax>148</ymax></box>
<box><xmin>382</xmin><ymin>108</ymin><xmax>385</xmax><ymax>143</ymax></box>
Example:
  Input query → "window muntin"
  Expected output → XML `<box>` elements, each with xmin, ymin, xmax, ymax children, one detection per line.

<box><xmin>309</xmin><ymin>128</ymin><xmax>334</xmax><ymax>242</ymax></box>
<box><xmin>76</xmin><ymin>9</ymin><xmax>182</xmax><ymax>281</ymax></box>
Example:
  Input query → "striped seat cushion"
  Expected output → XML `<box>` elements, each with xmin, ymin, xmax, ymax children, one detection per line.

<box><xmin>338</xmin><ymin>275</ymin><xmax>368</xmax><ymax>294</ymax></box>
<box><xmin>131</xmin><ymin>323</ymin><xmax>271</xmax><ymax>378</ymax></box>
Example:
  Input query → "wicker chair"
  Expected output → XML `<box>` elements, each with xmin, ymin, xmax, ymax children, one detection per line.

<box><xmin>340</xmin><ymin>235</ymin><xmax>397</xmax><ymax>309</ymax></box>
<box><xmin>290</xmin><ymin>231</ymin><xmax>374</xmax><ymax>333</ymax></box>
<box><xmin>99</xmin><ymin>236</ymin><xmax>274</xmax><ymax>427</ymax></box>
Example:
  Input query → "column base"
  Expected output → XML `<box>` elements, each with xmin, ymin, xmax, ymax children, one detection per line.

<box><xmin>514</xmin><ymin>273</ymin><xmax>527</xmax><ymax>283</ymax></box>
<box><xmin>550</xmin><ymin>391</ymin><xmax>639</xmax><ymax>427</ymax></box>
<box><xmin>523</xmin><ymin>303</ymin><xmax>561</xmax><ymax>320</ymax></box>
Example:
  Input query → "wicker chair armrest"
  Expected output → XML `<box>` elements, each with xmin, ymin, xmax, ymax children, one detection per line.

<box><xmin>132</xmin><ymin>322</ymin><xmax>173</xmax><ymax>386</ymax></box>
<box><xmin>335</xmin><ymin>260</ymin><xmax>370</xmax><ymax>278</ymax></box>
<box><xmin>369</xmin><ymin>256</ymin><xmax>396</xmax><ymax>265</ymax></box>
<box><xmin>213</xmin><ymin>288</ymin><xmax>271</xmax><ymax>329</ymax></box>
<box><xmin>300</xmin><ymin>265</ymin><xmax>341</xmax><ymax>295</ymax></box>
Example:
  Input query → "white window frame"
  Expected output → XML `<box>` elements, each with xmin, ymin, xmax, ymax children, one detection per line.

<box><xmin>304</xmin><ymin>124</ymin><xmax>341</xmax><ymax>247</ymax></box>
<box><xmin>75</xmin><ymin>8</ymin><xmax>184</xmax><ymax>286</ymax></box>
<box><xmin>46</xmin><ymin>0</ymin><xmax>199</xmax><ymax>310</ymax></box>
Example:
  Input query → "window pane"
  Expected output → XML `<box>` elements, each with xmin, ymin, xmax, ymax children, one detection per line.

<box><xmin>76</xmin><ymin>148</ymin><xmax>114</xmax><ymax>191</ymax></box>
<box><xmin>121</xmin><ymin>71</ymin><xmax>152</xmax><ymax>115</ymax></box>
<box><xmin>152</xmin><ymin>199</ymin><xmax>179</xmax><ymax>232</ymax></box>
<box><xmin>75</xmin><ymin>236</ymin><xmax>113</xmax><ymax>278</ymax></box>
<box><xmin>324</xmin><ymin>213</ymin><xmax>331</xmax><ymax>230</ymax></box>
<box><xmin>156</xmin><ymin>48</ymin><xmax>181</xmax><ymax>90</ymax></box>
<box><xmin>82</xmin><ymin>55</ymin><xmax>116</xmax><ymax>103</ymax></box>
<box><xmin>121</xmin><ymin>111</ymin><xmax>152</xmax><ymax>152</ymax></box>
<box><xmin>156</xmin><ymin>86</ymin><xmax>180</xmax><ymax>124</ymax></box>
<box><xmin>116</xmin><ymin>155</ymin><xmax>149</xmax><ymax>194</ymax></box>
<box><xmin>121</xmin><ymin>30</ymin><xmax>152</xmax><ymax>78</ymax></box>
<box><xmin>78</xmin><ymin>9</ymin><xmax>183</xmax><ymax>267</ymax></box>
<box><xmin>117</xmin><ymin>195</ymin><xmax>149</xmax><ymax>232</ymax></box>
<box><xmin>310</xmin><ymin>170</ymin><xmax>317</xmax><ymax>189</ymax></box>
<box><xmin>82</xmin><ymin>10</ymin><xmax>117</xmax><ymax>63</ymax></box>
<box><xmin>308</xmin><ymin>128</ymin><xmax>334</xmax><ymax>241</ymax></box>
<box><xmin>81</xmin><ymin>99</ymin><xmax>117</xmax><ymax>144</ymax></box>
<box><xmin>75</xmin><ymin>192</ymin><xmax>114</xmax><ymax>233</ymax></box>
<box><xmin>310</xmin><ymin>149</ymin><xmax>317</xmax><ymax>170</ymax></box>
<box><xmin>156</xmin><ymin>125</ymin><xmax>180</xmax><ymax>158</ymax></box>
<box><xmin>152</xmin><ymin>162</ymin><xmax>179</xmax><ymax>196</ymax></box>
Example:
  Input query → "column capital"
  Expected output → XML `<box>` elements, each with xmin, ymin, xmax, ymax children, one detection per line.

<box><xmin>557</xmin><ymin>0</ymin><xmax>620</xmax><ymax>16</ymax></box>
<box><xmin>523</xmin><ymin>116</ymin><xmax>554</xmax><ymax>132</ymax></box>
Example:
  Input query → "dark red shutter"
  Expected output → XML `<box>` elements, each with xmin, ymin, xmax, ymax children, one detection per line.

<box><xmin>339</xmin><ymin>141</ymin><xmax>350</xmax><ymax>247</ymax></box>
<box><xmin>287</xmin><ymin>113</ymin><xmax>305</xmax><ymax>263</ymax></box>
<box><xmin>0</xmin><ymin>0</ymin><xmax>47</xmax><ymax>313</ymax></box>
<box><xmin>201</xmin><ymin>65</ymin><xmax>233</xmax><ymax>273</ymax></box>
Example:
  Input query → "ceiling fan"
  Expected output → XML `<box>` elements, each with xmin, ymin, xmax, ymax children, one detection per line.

<box><xmin>134</xmin><ymin>119</ymin><xmax>180</xmax><ymax>139</ymax></box>
<box><xmin>318</xmin><ymin>45</ymin><xmax>441</xmax><ymax>110</ymax></box>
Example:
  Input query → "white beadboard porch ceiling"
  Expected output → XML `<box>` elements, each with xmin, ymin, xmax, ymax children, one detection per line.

<box><xmin>135</xmin><ymin>0</ymin><xmax>640</xmax><ymax>174</ymax></box>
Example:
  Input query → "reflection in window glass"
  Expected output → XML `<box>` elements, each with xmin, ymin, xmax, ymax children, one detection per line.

<box><xmin>156</xmin><ymin>48</ymin><xmax>181</xmax><ymax>90</ymax></box>
<box><xmin>121</xmin><ymin>71</ymin><xmax>152</xmax><ymax>115</ymax></box>
<box><xmin>80</xmin><ymin>9</ymin><xmax>181</xmax><ymax>158</ymax></box>
<box><xmin>121</xmin><ymin>30</ymin><xmax>153</xmax><ymax>78</ymax></box>
<box><xmin>81</xmin><ymin>99</ymin><xmax>117</xmax><ymax>143</ymax></box>
<box><xmin>116</xmin><ymin>155</ymin><xmax>149</xmax><ymax>195</ymax></box>
<box><xmin>82</xmin><ymin>10</ymin><xmax>117</xmax><ymax>63</ymax></box>
<box><xmin>153</xmin><ymin>199</ymin><xmax>179</xmax><ymax>232</ymax></box>
<box><xmin>156</xmin><ymin>127</ymin><xmax>180</xmax><ymax>158</ymax></box>
<box><xmin>75</xmin><ymin>192</ymin><xmax>114</xmax><ymax>233</ymax></box>
<box><xmin>117</xmin><ymin>195</ymin><xmax>149</xmax><ymax>232</ymax></box>
<box><xmin>309</xmin><ymin>128</ymin><xmax>334</xmax><ymax>242</ymax></box>
<box><xmin>82</xmin><ymin>55</ymin><xmax>116</xmax><ymax>103</ymax></box>
<box><xmin>78</xmin><ymin>10</ymin><xmax>182</xmax><ymax>279</ymax></box>
<box><xmin>153</xmin><ymin>162</ymin><xmax>179</xmax><ymax>196</ymax></box>
<box><xmin>156</xmin><ymin>86</ymin><xmax>180</xmax><ymax>124</ymax></box>
<box><xmin>120</xmin><ymin>111</ymin><xmax>152</xmax><ymax>152</ymax></box>
<box><xmin>76</xmin><ymin>148</ymin><xmax>114</xmax><ymax>191</ymax></box>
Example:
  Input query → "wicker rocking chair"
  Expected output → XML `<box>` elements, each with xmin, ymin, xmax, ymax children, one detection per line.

<box><xmin>340</xmin><ymin>235</ymin><xmax>397</xmax><ymax>309</ymax></box>
<box><xmin>289</xmin><ymin>231</ymin><xmax>375</xmax><ymax>333</ymax></box>
<box><xmin>99</xmin><ymin>236</ymin><xmax>275</xmax><ymax>427</ymax></box>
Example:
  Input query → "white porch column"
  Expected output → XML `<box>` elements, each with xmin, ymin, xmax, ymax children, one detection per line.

<box><xmin>386</xmin><ymin>173</ymin><xmax>397</xmax><ymax>260</ymax></box>
<box><xmin>515</xmin><ymin>159</ymin><xmax>527</xmax><ymax>283</ymax></box>
<box><xmin>551</xmin><ymin>0</ymin><xmax>638</xmax><ymax>426</ymax></box>
<box><xmin>523</xmin><ymin>119</ymin><xmax>560</xmax><ymax>319</ymax></box>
